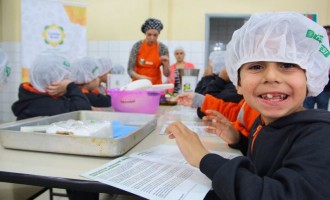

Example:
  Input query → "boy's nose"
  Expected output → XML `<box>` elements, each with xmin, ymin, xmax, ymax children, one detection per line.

<box><xmin>263</xmin><ymin>63</ymin><xmax>280</xmax><ymax>83</ymax></box>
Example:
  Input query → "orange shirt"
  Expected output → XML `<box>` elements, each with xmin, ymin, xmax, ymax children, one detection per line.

<box><xmin>134</xmin><ymin>41</ymin><xmax>162</xmax><ymax>84</ymax></box>
<box><xmin>201</xmin><ymin>94</ymin><xmax>260</xmax><ymax>137</ymax></box>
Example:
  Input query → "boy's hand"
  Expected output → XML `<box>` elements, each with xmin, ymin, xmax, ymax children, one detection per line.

<box><xmin>165</xmin><ymin>121</ymin><xmax>209</xmax><ymax>168</ymax></box>
<box><xmin>46</xmin><ymin>79</ymin><xmax>71</xmax><ymax>96</ymax></box>
<box><xmin>176</xmin><ymin>92</ymin><xmax>195</xmax><ymax>107</ymax></box>
<box><xmin>202</xmin><ymin>110</ymin><xmax>240</xmax><ymax>145</ymax></box>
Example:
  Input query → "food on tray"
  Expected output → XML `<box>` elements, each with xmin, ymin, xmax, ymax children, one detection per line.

<box><xmin>165</xmin><ymin>93</ymin><xmax>177</xmax><ymax>102</ymax></box>
<box><xmin>160</xmin><ymin>93</ymin><xmax>177</xmax><ymax>106</ymax></box>
<box><xmin>46</xmin><ymin>119</ymin><xmax>112</xmax><ymax>137</ymax></box>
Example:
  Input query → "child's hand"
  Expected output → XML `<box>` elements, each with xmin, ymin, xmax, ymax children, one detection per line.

<box><xmin>165</xmin><ymin>121</ymin><xmax>209</xmax><ymax>168</ymax></box>
<box><xmin>202</xmin><ymin>110</ymin><xmax>240</xmax><ymax>145</ymax></box>
<box><xmin>203</xmin><ymin>66</ymin><xmax>213</xmax><ymax>76</ymax></box>
<box><xmin>218</xmin><ymin>69</ymin><xmax>230</xmax><ymax>82</ymax></box>
<box><xmin>46</xmin><ymin>79</ymin><xmax>71</xmax><ymax>96</ymax></box>
<box><xmin>176</xmin><ymin>92</ymin><xmax>195</xmax><ymax>107</ymax></box>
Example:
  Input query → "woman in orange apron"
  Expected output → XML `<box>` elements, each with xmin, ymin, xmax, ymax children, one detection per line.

<box><xmin>127</xmin><ymin>18</ymin><xmax>170</xmax><ymax>84</ymax></box>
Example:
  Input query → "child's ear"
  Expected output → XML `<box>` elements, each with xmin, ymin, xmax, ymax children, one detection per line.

<box><xmin>237</xmin><ymin>85</ymin><xmax>243</xmax><ymax>95</ymax></box>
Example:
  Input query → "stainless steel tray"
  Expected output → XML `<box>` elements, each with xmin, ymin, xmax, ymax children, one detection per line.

<box><xmin>0</xmin><ymin>111</ymin><xmax>157</xmax><ymax>157</ymax></box>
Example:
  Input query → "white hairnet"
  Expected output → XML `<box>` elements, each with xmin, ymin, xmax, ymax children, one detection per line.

<box><xmin>97</xmin><ymin>57</ymin><xmax>112</xmax><ymax>76</ymax></box>
<box><xmin>209</xmin><ymin>51</ymin><xmax>226</xmax><ymax>74</ymax></box>
<box><xmin>111</xmin><ymin>63</ymin><xmax>125</xmax><ymax>74</ymax></box>
<box><xmin>0</xmin><ymin>48</ymin><xmax>10</xmax><ymax>87</ymax></box>
<box><xmin>29</xmin><ymin>54</ymin><xmax>72</xmax><ymax>92</ymax></box>
<box><xmin>174</xmin><ymin>46</ymin><xmax>185</xmax><ymax>54</ymax></box>
<box><xmin>71</xmin><ymin>57</ymin><xmax>100</xmax><ymax>84</ymax></box>
<box><xmin>226</xmin><ymin>12</ymin><xmax>330</xmax><ymax>96</ymax></box>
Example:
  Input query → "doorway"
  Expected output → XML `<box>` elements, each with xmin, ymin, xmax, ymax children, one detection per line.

<box><xmin>205</xmin><ymin>14</ymin><xmax>250</xmax><ymax>65</ymax></box>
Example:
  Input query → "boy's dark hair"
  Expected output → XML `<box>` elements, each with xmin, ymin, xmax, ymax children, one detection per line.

<box><xmin>323</xmin><ymin>25</ymin><xmax>330</xmax><ymax>30</ymax></box>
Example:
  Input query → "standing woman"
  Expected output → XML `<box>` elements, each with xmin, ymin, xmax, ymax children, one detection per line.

<box><xmin>127</xmin><ymin>18</ymin><xmax>170</xmax><ymax>84</ymax></box>
<box><xmin>167</xmin><ymin>47</ymin><xmax>195</xmax><ymax>93</ymax></box>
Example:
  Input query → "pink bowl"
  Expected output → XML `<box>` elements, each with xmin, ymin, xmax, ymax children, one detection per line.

<box><xmin>107</xmin><ymin>89</ymin><xmax>162</xmax><ymax>114</ymax></box>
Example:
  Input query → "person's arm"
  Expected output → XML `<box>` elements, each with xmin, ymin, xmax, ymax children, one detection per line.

<box><xmin>201</xmin><ymin>125</ymin><xmax>330</xmax><ymax>200</ymax></box>
<box><xmin>127</xmin><ymin>41</ymin><xmax>150</xmax><ymax>80</ymax></box>
<box><xmin>84</xmin><ymin>93</ymin><xmax>111</xmax><ymax>107</ymax></box>
<box><xmin>62</xmin><ymin>82</ymin><xmax>92</xmax><ymax>111</ymax></box>
<box><xmin>159</xmin><ymin>42</ymin><xmax>170</xmax><ymax>77</ymax></box>
<box><xmin>12</xmin><ymin>83</ymin><xmax>92</xmax><ymax>120</ymax></box>
<box><xmin>200</xmin><ymin>95</ymin><xmax>245</xmax><ymax>122</ymax></box>
<box><xmin>45</xmin><ymin>79</ymin><xmax>71</xmax><ymax>96</ymax></box>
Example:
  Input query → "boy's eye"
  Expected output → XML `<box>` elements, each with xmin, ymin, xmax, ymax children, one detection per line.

<box><xmin>281</xmin><ymin>63</ymin><xmax>297</xmax><ymax>69</ymax></box>
<box><xmin>248</xmin><ymin>64</ymin><xmax>263</xmax><ymax>70</ymax></box>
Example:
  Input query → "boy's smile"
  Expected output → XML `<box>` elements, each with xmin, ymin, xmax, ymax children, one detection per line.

<box><xmin>237</xmin><ymin>61</ymin><xmax>307</xmax><ymax>125</ymax></box>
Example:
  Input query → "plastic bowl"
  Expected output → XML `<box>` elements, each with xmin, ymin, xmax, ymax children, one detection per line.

<box><xmin>107</xmin><ymin>89</ymin><xmax>162</xmax><ymax>114</ymax></box>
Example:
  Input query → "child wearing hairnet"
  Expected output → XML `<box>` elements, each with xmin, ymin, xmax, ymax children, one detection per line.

<box><xmin>97</xmin><ymin>59</ymin><xmax>126</xmax><ymax>94</ymax></box>
<box><xmin>97</xmin><ymin>57</ymin><xmax>112</xmax><ymax>93</ymax></box>
<box><xmin>166</xmin><ymin>12</ymin><xmax>330</xmax><ymax>200</ymax></box>
<box><xmin>11</xmin><ymin>54</ymin><xmax>92</xmax><ymax>120</ymax></box>
<box><xmin>195</xmin><ymin>51</ymin><xmax>242</xmax><ymax>101</ymax></box>
<box><xmin>0</xmin><ymin>48</ymin><xmax>11</xmax><ymax>88</ymax></box>
<box><xmin>71</xmin><ymin>56</ymin><xmax>111</xmax><ymax>108</ymax></box>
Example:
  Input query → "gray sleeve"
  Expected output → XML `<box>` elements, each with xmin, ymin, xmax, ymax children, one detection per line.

<box><xmin>192</xmin><ymin>93</ymin><xmax>205</xmax><ymax>108</ymax></box>
<box><xmin>159</xmin><ymin>42</ymin><xmax>169</xmax><ymax>57</ymax></box>
<box><xmin>127</xmin><ymin>41</ymin><xmax>142</xmax><ymax>76</ymax></box>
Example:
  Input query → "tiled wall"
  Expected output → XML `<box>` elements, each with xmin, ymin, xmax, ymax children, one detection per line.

<box><xmin>0</xmin><ymin>40</ymin><xmax>206</xmax><ymax>122</ymax></box>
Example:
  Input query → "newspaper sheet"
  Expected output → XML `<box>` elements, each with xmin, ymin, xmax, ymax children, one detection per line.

<box><xmin>81</xmin><ymin>145</ymin><xmax>240</xmax><ymax>200</ymax></box>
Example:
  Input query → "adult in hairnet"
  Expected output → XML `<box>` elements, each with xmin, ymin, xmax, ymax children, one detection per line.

<box><xmin>167</xmin><ymin>46</ymin><xmax>195</xmax><ymax>93</ymax></box>
<box><xmin>0</xmin><ymin>48</ymin><xmax>11</xmax><ymax>88</ymax></box>
<box><xmin>71</xmin><ymin>56</ymin><xmax>111</xmax><ymax>107</ymax></box>
<box><xmin>127</xmin><ymin>18</ymin><xmax>170</xmax><ymax>84</ymax></box>
<box><xmin>166</xmin><ymin>12</ymin><xmax>330</xmax><ymax>200</ymax></box>
<box><xmin>11</xmin><ymin>53</ymin><xmax>91</xmax><ymax>120</ymax></box>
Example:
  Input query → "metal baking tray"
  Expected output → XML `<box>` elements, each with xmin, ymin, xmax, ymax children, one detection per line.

<box><xmin>0</xmin><ymin>111</ymin><xmax>157</xmax><ymax>157</ymax></box>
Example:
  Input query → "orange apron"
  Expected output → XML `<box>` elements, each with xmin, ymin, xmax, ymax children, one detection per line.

<box><xmin>134</xmin><ymin>41</ymin><xmax>162</xmax><ymax>84</ymax></box>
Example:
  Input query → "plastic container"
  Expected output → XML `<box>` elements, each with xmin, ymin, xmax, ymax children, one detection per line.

<box><xmin>178</xmin><ymin>69</ymin><xmax>200</xmax><ymax>93</ymax></box>
<box><xmin>107</xmin><ymin>89</ymin><xmax>163</xmax><ymax>114</ymax></box>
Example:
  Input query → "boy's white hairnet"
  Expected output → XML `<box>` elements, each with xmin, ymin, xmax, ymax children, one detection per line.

<box><xmin>0</xmin><ymin>48</ymin><xmax>11</xmax><ymax>87</ymax></box>
<box><xmin>71</xmin><ymin>57</ymin><xmax>100</xmax><ymax>84</ymax></box>
<box><xmin>225</xmin><ymin>12</ymin><xmax>330</xmax><ymax>96</ymax></box>
<box><xmin>209</xmin><ymin>51</ymin><xmax>226</xmax><ymax>74</ymax></box>
<box><xmin>29</xmin><ymin>54</ymin><xmax>71</xmax><ymax>92</ymax></box>
<box><xmin>111</xmin><ymin>63</ymin><xmax>125</xmax><ymax>74</ymax></box>
<box><xmin>97</xmin><ymin>57</ymin><xmax>112</xmax><ymax>76</ymax></box>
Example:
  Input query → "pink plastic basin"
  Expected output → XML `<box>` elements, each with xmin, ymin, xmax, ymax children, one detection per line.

<box><xmin>107</xmin><ymin>89</ymin><xmax>162</xmax><ymax>114</ymax></box>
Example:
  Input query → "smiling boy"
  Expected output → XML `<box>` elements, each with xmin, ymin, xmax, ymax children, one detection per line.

<box><xmin>165</xmin><ymin>12</ymin><xmax>330</xmax><ymax>200</ymax></box>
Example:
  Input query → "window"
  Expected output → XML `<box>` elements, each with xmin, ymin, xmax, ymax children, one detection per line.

<box><xmin>205</xmin><ymin>14</ymin><xmax>250</xmax><ymax>64</ymax></box>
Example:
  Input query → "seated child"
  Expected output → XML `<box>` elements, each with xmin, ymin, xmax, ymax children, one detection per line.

<box><xmin>97</xmin><ymin>57</ymin><xmax>112</xmax><ymax>94</ymax></box>
<box><xmin>166</xmin><ymin>12</ymin><xmax>330</xmax><ymax>199</ymax></box>
<box><xmin>11</xmin><ymin>53</ymin><xmax>91</xmax><ymax>120</ymax></box>
<box><xmin>71</xmin><ymin>56</ymin><xmax>111</xmax><ymax>108</ymax></box>
<box><xmin>110</xmin><ymin>63</ymin><xmax>125</xmax><ymax>74</ymax></box>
